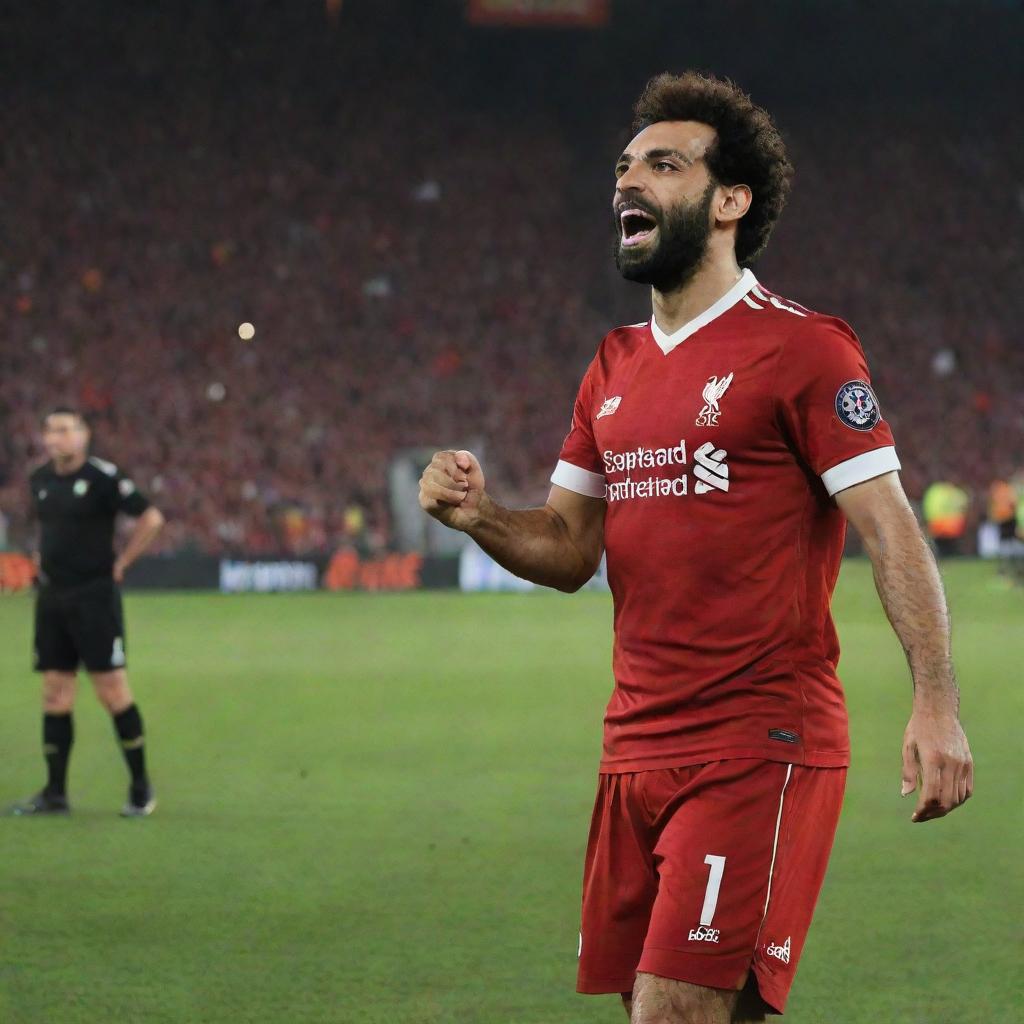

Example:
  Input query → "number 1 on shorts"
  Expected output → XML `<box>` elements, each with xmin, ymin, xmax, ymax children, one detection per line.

<box><xmin>700</xmin><ymin>854</ymin><xmax>726</xmax><ymax>926</ymax></box>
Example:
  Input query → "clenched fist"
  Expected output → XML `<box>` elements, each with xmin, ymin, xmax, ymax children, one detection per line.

<box><xmin>418</xmin><ymin>450</ymin><xmax>486</xmax><ymax>532</ymax></box>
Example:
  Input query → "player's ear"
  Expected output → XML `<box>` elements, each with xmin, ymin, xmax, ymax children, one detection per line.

<box><xmin>717</xmin><ymin>183</ymin><xmax>752</xmax><ymax>224</ymax></box>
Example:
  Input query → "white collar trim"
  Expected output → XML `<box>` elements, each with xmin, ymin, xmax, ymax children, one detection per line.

<box><xmin>649</xmin><ymin>269</ymin><xmax>758</xmax><ymax>355</ymax></box>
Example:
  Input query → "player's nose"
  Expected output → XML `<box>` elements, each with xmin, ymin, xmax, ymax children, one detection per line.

<box><xmin>615</xmin><ymin>160</ymin><xmax>648</xmax><ymax>194</ymax></box>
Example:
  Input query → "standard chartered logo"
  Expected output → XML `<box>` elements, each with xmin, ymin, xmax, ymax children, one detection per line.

<box><xmin>603</xmin><ymin>438</ymin><xmax>729</xmax><ymax>502</ymax></box>
<box><xmin>603</xmin><ymin>439</ymin><xmax>687</xmax><ymax>474</ymax></box>
<box><xmin>693</xmin><ymin>442</ymin><xmax>729</xmax><ymax>493</ymax></box>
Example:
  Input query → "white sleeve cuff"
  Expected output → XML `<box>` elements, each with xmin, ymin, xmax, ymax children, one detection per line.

<box><xmin>821</xmin><ymin>446</ymin><xmax>901</xmax><ymax>496</ymax></box>
<box><xmin>551</xmin><ymin>459</ymin><xmax>606</xmax><ymax>499</ymax></box>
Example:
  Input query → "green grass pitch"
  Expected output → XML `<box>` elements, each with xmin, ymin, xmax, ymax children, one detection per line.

<box><xmin>0</xmin><ymin>560</ymin><xmax>1020</xmax><ymax>1023</ymax></box>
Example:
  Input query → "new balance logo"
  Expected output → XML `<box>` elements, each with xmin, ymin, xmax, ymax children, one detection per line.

<box><xmin>765</xmin><ymin>937</ymin><xmax>791</xmax><ymax>964</ymax></box>
<box><xmin>688</xmin><ymin>926</ymin><xmax>720</xmax><ymax>944</ymax></box>
<box><xmin>693</xmin><ymin>442</ymin><xmax>729</xmax><ymax>493</ymax></box>
<box><xmin>596</xmin><ymin>396</ymin><xmax>622</xmax><ymax>419</ymax></box>
<box><xmin>111</xmin><ymin>637</ymin><xmax>126</xmax><ymax>668</ymax></box>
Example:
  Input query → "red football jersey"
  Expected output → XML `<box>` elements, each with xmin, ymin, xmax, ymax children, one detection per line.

<box><xmin>554</xmin><ymin>271</ymin><xmax>899</xmax><ymax>772</ymax></box>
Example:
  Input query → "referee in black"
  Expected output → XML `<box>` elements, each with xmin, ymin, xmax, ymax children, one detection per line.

<box><xmin>10</xmin><ymin>408</ymin><xmax>165</xmax><ymax>817</ymax></box>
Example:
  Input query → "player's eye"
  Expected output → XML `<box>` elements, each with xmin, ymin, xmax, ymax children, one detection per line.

<box><xmin>614</xmin><ymin>164</ymin><xmax>628</xmax><ymax>178</ymax></box>
<box><xmin>653</xmin><ymin>161</ymin><xmax>676</xmax><ymax>172</ymax></box>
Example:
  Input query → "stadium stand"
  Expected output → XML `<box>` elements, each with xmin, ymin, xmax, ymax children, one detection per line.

<box><xmin>2</xmin><ymin>1</ymin><xmax>1020</xmax><ymax>555</ymax></box>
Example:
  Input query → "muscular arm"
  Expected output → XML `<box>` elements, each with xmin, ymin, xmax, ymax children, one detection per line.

<box><xmin>419</xmin><ymin>450</ymin><xmax>605</xmax><ymax>593</ymax></box>
<box><xmin>465</xmin><ymin>488</ymin><xmax>605</xmax><ymax>593</ymax></box>
<box><xmin>114</xmin><ymin>506</ymin><xmax>165</xmax><ymax>582</ymax></box>
<box><xmin>836</xmin><ymin>472</ymin><xmax>973</xmax><ymax>822</ymax></box>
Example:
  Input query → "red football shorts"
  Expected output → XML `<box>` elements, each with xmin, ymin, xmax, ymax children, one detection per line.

<box><xmin>577</xmin><ymin>759</ymin><xmax>846</xmax><ymax>1014</ymax></box>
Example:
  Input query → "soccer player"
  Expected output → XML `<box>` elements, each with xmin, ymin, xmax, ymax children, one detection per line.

<box><xmin>10</xmin><ymin>408</ymin><xmax>165</xmax><ymax>818</ymax></box>
<box><xmin>418</xmin><ymin>73</ymin><xmax>973</xmax><ymax>1023</ymax></box>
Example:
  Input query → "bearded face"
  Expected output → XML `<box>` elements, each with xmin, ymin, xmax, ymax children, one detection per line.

<box><xmin>614</xmin><ymin>180</ymin><xmax>717</xmax><ymax>292</ymax></box>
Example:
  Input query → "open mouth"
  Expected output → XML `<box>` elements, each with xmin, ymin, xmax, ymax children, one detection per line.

<box><xmin>619</xmin><ymin>207</ymin><xmax>658</xmax><ymax>247</ymax></box>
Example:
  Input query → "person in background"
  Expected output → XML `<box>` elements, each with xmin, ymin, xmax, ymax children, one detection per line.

<box><xmin>922</xmin><ymin>479</ymin><xmax>970</xmax><ymax>557</ymax></box>
<box><xmin>988</xmin><ymin>478</ymin><xmax>1017</xmax><ymax>545</ymax></box>
<box><xmin>8</xmin><ymin>408</ymin><xmax>165</xmax><ymax>818</ymax></box>
<box><xmin>987</xmin><ymin>477</ymin><xmax>1018</xmax><ymax>578</ymax></box>
<box><xmin>1012</xmin><ymin>473</ymin><xmax>1024</xmax><ymax>584</ymax></box>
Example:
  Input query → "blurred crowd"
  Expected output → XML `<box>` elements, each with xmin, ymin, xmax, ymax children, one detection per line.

<box><xmin>0</xmin><ymin>8</ymin><xmax>606</xmax><ymax>555</ymax></box>
<box><xmin>1</xmin><ymin>4</ymin><xmax>1021</xmax><ymax>557</ymax></box>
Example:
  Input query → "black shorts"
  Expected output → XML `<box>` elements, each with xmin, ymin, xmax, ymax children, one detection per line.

<box><xmin>34</xmin><ymin>579</ymin><xmax>127</xmax><ymax>673</ymax></box>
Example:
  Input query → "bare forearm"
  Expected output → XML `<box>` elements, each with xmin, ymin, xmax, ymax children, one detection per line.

<box><xmin>118</xmin><ymin>510</ymin><xmax>164</xmax><ymax>569</ymax></box>
<box><xmin>466</xmin><ymin>494</ymin><xmax>595</xmax><ymax>592</ymax></box>
<box><xmin>867</xmin><ymin>521</ymin><xmax>958</xmax><ymax>710</ymax></box>
<box><xmin>839</xmin><ymin>474</ymin><xmax>972</xmax><ymax>821</ymax></box>
<box><xmin>419</xmin><ymin>450</ymin><xmax>602</xmax><ymax>591</ymax></box>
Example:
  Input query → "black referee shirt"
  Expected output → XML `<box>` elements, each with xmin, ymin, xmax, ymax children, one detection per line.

<box><xmin>30</xmin><ymin>456</ymin><xmax>151</xmax><ymax>589</ymax></box>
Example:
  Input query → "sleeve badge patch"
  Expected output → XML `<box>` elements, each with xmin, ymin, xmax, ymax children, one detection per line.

<box><xmin>835</xmin><ymin>380</ymin><xmax>881</xmax><ymax>431</ymax></box>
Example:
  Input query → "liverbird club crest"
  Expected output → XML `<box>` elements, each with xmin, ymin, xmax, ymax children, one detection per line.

<box><xmin>696</xmin><ymin>373</ymin><xmax>734</xmax><ymax>427</ymax></box>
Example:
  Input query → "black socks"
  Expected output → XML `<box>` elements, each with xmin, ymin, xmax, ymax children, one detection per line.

<box><xmin>112</xmin><ymin>703</ymin><xmax>148</xmax><ymax>794</ymax></box>
<box><xmin>41</xmin><ymin>706</ymin><xmax>149</xmax><ymax>801</ymax></box>
<box><xmin>43</xmin><ymin>712</ymin><xmax>74</xmax><ymax>797</ymax></box>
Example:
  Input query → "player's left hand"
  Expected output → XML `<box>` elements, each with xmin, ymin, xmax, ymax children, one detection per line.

<box><xmin>900</xmin><ymin>708</ymin><xmax>973</xmax><ymax>823</ymax></box>
<box><xmin>112</xmin><ymin>558</ymin><xmax>128</xmax><ymax>584</ymax></box>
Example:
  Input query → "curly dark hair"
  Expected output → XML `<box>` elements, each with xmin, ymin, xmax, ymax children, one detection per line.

<box><xmin>632</xmin><ymin>71</ymin><xmax>793</xmax><ymax>266</ymax></box>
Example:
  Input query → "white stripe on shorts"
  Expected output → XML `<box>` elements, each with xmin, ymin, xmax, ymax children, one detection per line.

<box><xmin>761</xmin><ymin>763</ymin><xmax>794</xmax><ymax>919</ymax></box>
